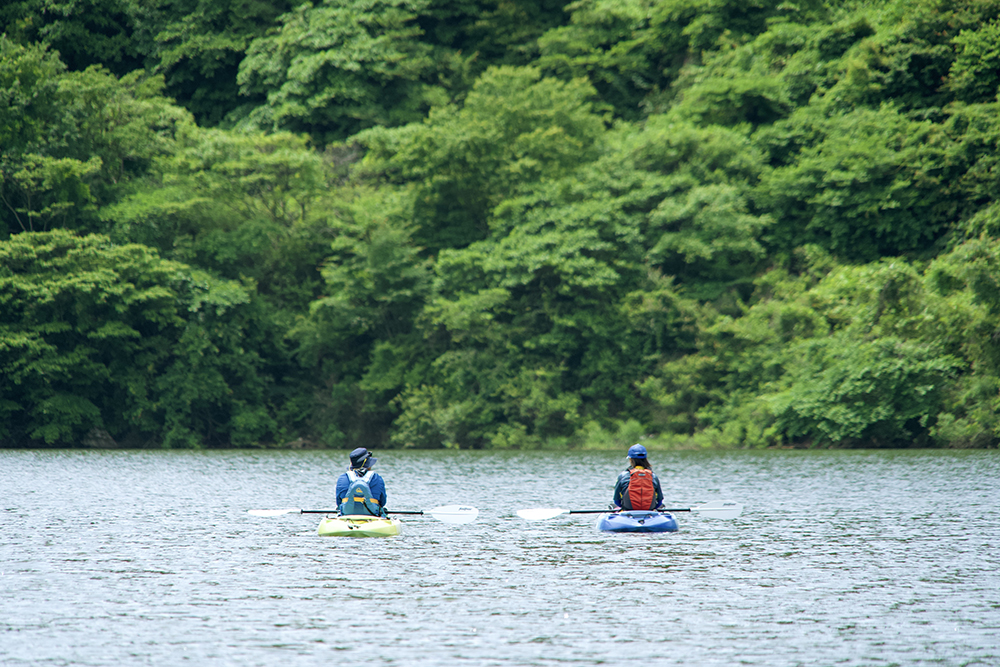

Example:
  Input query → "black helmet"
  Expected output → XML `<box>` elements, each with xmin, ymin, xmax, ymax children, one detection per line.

<box><xmin>349</xmin><ymin>447</ymin><xmax>376</xmax><ymax>470</ymax></box>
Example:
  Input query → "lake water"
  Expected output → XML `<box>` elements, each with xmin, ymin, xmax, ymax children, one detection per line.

<box><xmin>1</xmin><ymin>448</ymin><xmax>998</xmax><ymax>666</ymax></box>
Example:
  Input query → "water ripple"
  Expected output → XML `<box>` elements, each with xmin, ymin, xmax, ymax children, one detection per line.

<box><xmin>1</xmin><ymin>448</ymin><xmax>998</xmax><ymax>666</ymax></box>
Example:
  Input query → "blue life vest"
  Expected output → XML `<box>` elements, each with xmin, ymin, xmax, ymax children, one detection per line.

<box><xmin>340</xmin><ymin>469</ymin><xmax>383</xmax><ymax>516</ymax></box>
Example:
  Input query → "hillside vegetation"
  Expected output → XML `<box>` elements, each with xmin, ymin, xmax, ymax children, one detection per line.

<box><xmin>2</xmin><ymin>0</ymin><xmax>1000</xmax><ymax>449</ymax></box>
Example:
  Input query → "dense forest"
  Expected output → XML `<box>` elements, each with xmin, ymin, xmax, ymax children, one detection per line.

<box><xmin>2</xmin><ymin>0</ymin><xmax>1000</xmax><ymax>449</ymax></box>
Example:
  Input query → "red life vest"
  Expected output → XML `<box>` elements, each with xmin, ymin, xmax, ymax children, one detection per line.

<box><xmin>626</xmin><ymin>467</ymin><xmax>656</xmax><ymax>510</ymax></box>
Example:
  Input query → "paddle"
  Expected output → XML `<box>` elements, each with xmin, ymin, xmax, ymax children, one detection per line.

<box><xmin>248</xmin><ymin>504</ymin><xmax>480</xmax><ymax>524</ymax></box>
<box><xmin>516</xmin><ymin>500</ymin><xmax>743</xmax><ymax>521</ymax></box>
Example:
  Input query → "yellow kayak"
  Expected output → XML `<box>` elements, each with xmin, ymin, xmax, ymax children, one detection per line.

<box><xmin>317</xmin><ymin>515</ymin><xmax>401</xmax><ymax>537</ymax></box>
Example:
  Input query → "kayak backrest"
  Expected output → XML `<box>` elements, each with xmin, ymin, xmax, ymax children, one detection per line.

<box><xmin>340</xmin><ymin>479</ymin><xmax>382</xmax><ymax>516</ymax></box>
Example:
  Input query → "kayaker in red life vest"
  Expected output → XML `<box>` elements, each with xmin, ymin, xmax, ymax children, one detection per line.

<box><xmin>335</xmin><ymin>448</ymin><xmax>388</xmax><ymax>517</ymax></box>
<box><xmin>612</xmin><ymin>444</ymin><xmax>664</xmax><ymax>511</ymax></box>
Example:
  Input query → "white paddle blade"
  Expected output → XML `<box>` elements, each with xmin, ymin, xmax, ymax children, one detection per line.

<box><xmin>428</xmin><ymin>505</ymin><xmax>479</xmax><ymax>524</ymax></box>
<box><xmin>692</xmin><ymin>501</ymin><xmax>743</xmax><ymax>519</ymax></box>
<box><xmin>516</xmin><ymin>507</ymin><xmax>570</xmax><ymax>521</ymax></box>
<box><xmin>247</xmin><ymin>508</ymin><xmax>300</xmax><ymax>517</ymax></box>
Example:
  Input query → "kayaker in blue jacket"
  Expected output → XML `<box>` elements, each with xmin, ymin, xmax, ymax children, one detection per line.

<box><xmin>335</xmin><ymin>448</ymin><xmax>388</xmax><ymax>516</ymax></box>
<box><xmin>612</xmin><ymin>444</ymin><xmax>664</xmax><ymax>511</ymax></box>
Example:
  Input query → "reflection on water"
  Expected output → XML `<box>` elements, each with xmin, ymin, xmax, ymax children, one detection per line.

<box><xmin>2</xmin><ymin>449</ymin><xmax>998</xmax><ymax>666</ymax></box>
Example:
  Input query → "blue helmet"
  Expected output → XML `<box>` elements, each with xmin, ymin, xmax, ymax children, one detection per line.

<box><xmin>627</xmin><ymin>444</ymin><xmax>647</xmax><ymax>459</ymax></box>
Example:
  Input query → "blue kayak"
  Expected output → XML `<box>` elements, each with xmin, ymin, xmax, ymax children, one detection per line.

<box><xmin>597</xmin><ymin>510</ymin><xmax>679</xmax><ymax>533</ymax></box>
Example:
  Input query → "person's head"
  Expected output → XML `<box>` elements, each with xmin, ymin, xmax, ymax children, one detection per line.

<box><xmin>349</xmin><ymin>447</ymin><xmax>377</xmax><ymax>471</ymax></box>
<box><xmin>627</xmin><ymin>443</ymin><xmax>649</xmax><ymax>468</ymax></box>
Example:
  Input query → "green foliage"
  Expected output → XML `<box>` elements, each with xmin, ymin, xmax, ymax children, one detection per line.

<box><xmin>0</xmin><ymin>154</ymin><xmax>103</xmax><ymax>233</ymax></box>
<box><xmin>629</xmin><ymin>118</ymin><xmax>770</xmax><ymax>296</ymax></box>
<box><xmin>104</xmin><ymin>127</ymin><xmax>329</xmax><ymax>302</ymax></box>
<box><xmin>0</xmin><ymin>38</ymin><xmax>66</xmax><ymax>154</ymax></box>
<box><xmin>149</xmin><ymin>0</ymin><xmax>296</xmax><ymax>126</ymax></box>
<box><xmin>944</xmin><ymin>103</ymin><xmax>1000</xmax><ymax>219</ymax></box>
<box><xmin>537</xmin><ymin>0</ymin><xmax>826</xmax><ymax>119</ymax></box>
<box><xmin>289</xmin><ymin>186</ymin><xmax>432</xmax><ymax>446</ymax></box>
<box><xmin>536</xmin><ymin>0</ymin><xmax>689</xmax><ymax>119</ymax></box>
<box><xmin>0</xmin><ymin>41</ymin><xmax>191</xmax><ymax>236</ymax></box>
<box><xmin>817</xmin><ymin>0</ymin><xmax>990</xmax><ymax>111</ymax></box>
<box><xmin>101</xmin><ymin>126</ymin><xmax>343</xmax><ymax>443</ymax></box>
<box><xmin>664</xmin><ymin>16</ymin><xmax>875</xmax><ymax>126</ymax></box>
<box><xmin>0</xmin><ymin>230</ymin><xmax>273</xmax><ymax>447</ymax></box>
<box><xmin>767</xmin><ymin>335</ymin><xmax>959</xmax><ymax>446</ymax></box>
<box><xmin>756</xmin><ymin>104</ymin><xmax>959</xmax><ymax>261</ymax></box>
<box><xmin>7</xmin><ymin>0</ymin><xmax>1000</xmax><ymax>449</ymax></box>
<box><xmin>373</xmin><ymin>119</ymin><xmax>711</xmax><ymax>447</ymax></box>
<box><xmin>356</xmin><ymin>65</ymin><xmax>606</xmax><ymax>251</ymax></box>
<box><xmin>948</xmin><ymin>20</ymin><xmax>1000</xmax><ymax>103</ymax></box>
<box><xmin>417</xmin><ymin>0</ymin><xmax>568</xmax><ymax>65</ymax></box>
<box><xmin>642</xmin><ymin>245</ymin><xmax>1000</xmax><ymax>449</ymax></box>
<box><xmin>0</xmin><ymin>0</ymin><xmax>295</xmax><ymax>126</ymax></box>
<box><xmin>237</xmin><ymin>0</ymin><xmax>445</xmax><ymax>144</ymax></box>
<box><xmin>0</xmin><ymin>0</ymin><xmax>143</xmax><ymax>75</ymax></box>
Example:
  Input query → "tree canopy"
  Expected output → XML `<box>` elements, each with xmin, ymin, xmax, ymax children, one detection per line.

<box><xmin>3</xmin><ymin>0</ymin><xmax>1000</xmax><ymax>449</ymax></box>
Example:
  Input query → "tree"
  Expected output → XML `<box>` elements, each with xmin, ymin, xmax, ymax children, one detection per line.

<box><xmin>356</xmin><ymin>65</ymin><xmax>606</xmax><ymax>251</ymax></box>
<box><xmin>237</xmin><ymin>0</ymin><xmax>444</xmax><ymax>144</ymax></box>
<box><xmin>147</xmin><ymin>0</ymin><xmax>295</xmax><ymax>125</ymax></box>
<box><xmin>536</xmin><ymin>0</ymin><xmax>826</xmax><ymax>119</ymax></box>
<box><xmin>103</xmin><ymin>126</ymin><xmax>342</xmax><ymax>442</ymax></box>
<box><xmin>0</xmin><ymin>0</ymin><xmax>143</xmax><ymax>76</ymax></box>
<box><xmin>290</xmin><ymin>186</ymin><xmax>433</xmax><ymax>447</ymax></box>
<box><xmin>0</xmin><ymin>230</ymin><xmax>273</xmax><ymax>447</ymax></box>
<box><xmin>756</xmin><ymin>104</ymin><xmax>959</xmax><ymax>261</ymax></box>
<box><xmin>0</xmin><ymin>41</ymin><xmax>190</xmax><ymax>237</ymax></box>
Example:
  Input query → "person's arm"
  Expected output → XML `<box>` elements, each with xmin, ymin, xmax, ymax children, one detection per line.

<box><xmin>335</xmin><ymin>473</ymin><xmax>348</xmax><ymax>506</ymax></box>
<box><xmin>370</xmin><ymin>474</ymin><xmax>387</xmax><ymax>511</ymax></box>
<box><xmin>612</xmin><ymin>472</ymin><xmax>627</xmax><ymax>508</ymax></box>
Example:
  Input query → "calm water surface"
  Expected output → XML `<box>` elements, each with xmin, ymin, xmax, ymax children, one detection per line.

<box><xmin>2</xmin><ymin>449</ymin><xmax>998</xmax><ymax>666</ymax></box>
